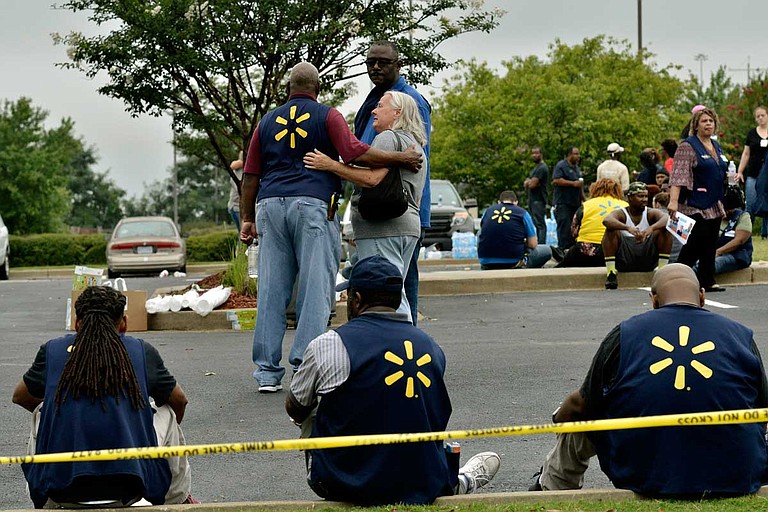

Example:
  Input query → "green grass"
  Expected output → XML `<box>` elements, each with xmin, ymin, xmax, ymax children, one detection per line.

<box><xmin>284</xmin><ymin>497</ymin><xmax>768</xmax><ymax>512</ymax></box>
<box><xmin>222</xmin><ymin>245</ymin><xmax>257</xmax><ymax>297</ymax></box>
<box><xmin>752</xmin><ymin>236</ymin><xmax>768</xmax><ymax>263</ymax></box>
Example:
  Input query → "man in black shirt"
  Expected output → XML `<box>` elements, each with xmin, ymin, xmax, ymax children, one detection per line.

<box><xmin>524</xmin><ymin>147</ymin><xmax>549</xmax><ymax>242</ymax></box>
<box><xmin>552</xmin><ymin>147</ymin><xmax>584</xmax><ymax>250</ymax></box>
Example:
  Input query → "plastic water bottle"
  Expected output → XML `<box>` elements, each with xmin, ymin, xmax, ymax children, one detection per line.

<box><xmin>727</xmin><ymin>161</ymin><xmax>738</xmax><ymax>185</ymax></box>
<box><xmin>247</xmin><ymin>244</ymin><xmax>259</xmax><ymax>278</ymax></box>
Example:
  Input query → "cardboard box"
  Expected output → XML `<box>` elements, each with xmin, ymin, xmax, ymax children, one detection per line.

<box><xmin>67</xmin><ymin>289</ymin><xmax>148</xmax><ymax>332</ymax></box>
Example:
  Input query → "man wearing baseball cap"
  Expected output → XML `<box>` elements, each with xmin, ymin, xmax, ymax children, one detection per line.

<box><xmin>602</xmin><ymin>182</ymin><xmax>673</xmax><ymax>289</ymax></box>
<box><xmin>286</xmin><ymin>255</ymin><xmax>500</xmax><ymax>505</ymax></box>
<box><xmin>596</xmin><ymin>142</ymin><xmax>630</xmax><ymax>193</ymax></box>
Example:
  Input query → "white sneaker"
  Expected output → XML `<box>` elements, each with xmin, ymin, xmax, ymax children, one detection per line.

<box><xmin>459</xmin><ymin>451</ymin><xmax>500</xmax><ymax>494</ymax></box>
<box><xmin>258</xmin><ymin>384</ymin><xmax>283</xmax><ymax>393</ymax></box>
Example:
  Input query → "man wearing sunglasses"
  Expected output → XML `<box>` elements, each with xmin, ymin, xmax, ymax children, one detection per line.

<box><xmin>354</xmin><ymin>41</ymin><xmax>432</xmax><ymax>327</ymax></box>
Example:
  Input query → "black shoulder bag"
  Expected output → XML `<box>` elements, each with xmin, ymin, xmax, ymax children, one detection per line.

<box><xmin>357</xmin><ymin>130</ymin><xmax>409</xmax><ymax>222</ymax></box>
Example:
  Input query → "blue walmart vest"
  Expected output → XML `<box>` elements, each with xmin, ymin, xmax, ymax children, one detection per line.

<box><xmin>717</xmin><ymin>209</ymin><xmax>753</xmax><ymax>267</ymax></box>
<box><xmin>591</xmin><ymin>305</ymin><xmax>767</xmax><ymax>497</ymax></box>
<box><xmin>477</xmin><ymin>202</ymin><xmax>527</xmax><ymax>262</ymax></box>
<box><xmin>310</xmin><ymin>314</ymin><xmax>455</xmax><ymax>505</ymax></box>
<box><xmin>257</xmin><ymin>96</ymin><xmax>341</xmax><ymax>202</ymax></box>
<box><xmin>22</xmin><ymin>334</ymin><xmax>171</xmax><ymax>508</ymax></box>
<box><xmin>681</xmin><ymin>136</ymin><xmax>727</xmax><ymax>209</ymax></box>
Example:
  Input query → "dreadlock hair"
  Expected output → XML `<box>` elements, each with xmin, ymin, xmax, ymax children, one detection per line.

<box><xmin>55</xmin><ymin>286</ymin><xmax>146</xmax><ymax>413</ymax></box>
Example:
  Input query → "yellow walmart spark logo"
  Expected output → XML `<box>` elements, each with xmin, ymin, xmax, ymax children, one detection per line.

<box><xmin>384</xmin><ymin>340</ymin><xmax>432</xmax><ymax>398</ymax></box>
<box><xmin>491</xmin><ymin>206</ymin><xmax>512</xmax><ymax>224</ymax></box>
<box><xmin>648</xmin><ymin>325</ymin><xmax>716</xmax><ymax>390</ymax></box>
<box><xmin>598</xmin><ymin>200</ymin><xmax>623</xmax><ymax>217</ymax></box>
<box><xmin>275</xmin><ymin>106</ymin><xmax>310</xmax><ymax>149</ymax></box>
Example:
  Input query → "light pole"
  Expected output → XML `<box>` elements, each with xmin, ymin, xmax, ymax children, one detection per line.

<box><xmin>694</xmin><ymin>53</ymin><xmax>708</xmax><ymax>87</ymax></box>
<box><xmin>637</xmin><ymin>0</ymin><xmax>642</xmax><ymax>58</ymax></box>
<box><xmin>171</xmin><ymin>113</ymin><xmax>178</xmax><ymax>226</ymax></box>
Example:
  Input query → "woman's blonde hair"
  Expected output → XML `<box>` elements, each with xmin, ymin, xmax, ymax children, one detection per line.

<box><xmin>387</xmin><ymin>91</ymin><xmax>427</xmax><ymax>147</ymax></box>
<box><xmin>689</xmin><ymin>107</ymin><xmax>720</xmax><ymax>137</ymax></box>
<box><xmin>589</xmin><ymin>178</ymin><xmax>624</xmax><ymax>200</ymax></box>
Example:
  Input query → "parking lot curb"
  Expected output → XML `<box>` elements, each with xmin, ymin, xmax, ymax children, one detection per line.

<box><xmin>8</xmin><ymin>486</ymin><xmax>768</xmax><ymax>511</ymax></box>
<box><xmin>418</xmin><ymin>265</ymin><xmax>757</xmax><ymax>295</ymax></box>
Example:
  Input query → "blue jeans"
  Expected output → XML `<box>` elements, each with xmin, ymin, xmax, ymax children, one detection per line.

<box><xmin>480</xmin><ymin>245</ymin><xmax>552</xmax><ymax>270</ymax></box>
<box><xmin>526</xmin><ymin>245</ymin><xmax>552</xmax><ymax>268</ymax></box>
<box><xmin>745</xmin><ymin>177</ymin><xmax>767</xmax><ymax>237</ymax></box>
<box><xmin>252</xmin><ymin>196</ymin><xmax>340</xmax><ymax>386</ymax></box>
<box><xmin>694</xmin><ymin>254</ymin><xmax>747</xmax><ymax>275</ymax></box>
<box><xmin>404</xmin><ymin>228</ymin><xmax>424</xmax><ymax>325</ymax></box>
<box><xmin>229</xmin><ymin>207</ymin><xmax>241</xmax><ymax>231</ymax></box>
<box><xmin>355</xmin><ymin>235</ymin><xmax>418</xmax><ymax>323</ymax></box>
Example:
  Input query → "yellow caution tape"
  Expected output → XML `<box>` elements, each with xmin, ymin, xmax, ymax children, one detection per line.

<box><xmin>3</xmin><ymin>407</ymin><xmax>767</xmax><ymax>465</ymax></box>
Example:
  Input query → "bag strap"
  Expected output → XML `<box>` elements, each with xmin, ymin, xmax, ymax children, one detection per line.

<box><xmin>387</xmin><ymin>129</ymin><xmax>404</xmax><ymax>152</ymax></box>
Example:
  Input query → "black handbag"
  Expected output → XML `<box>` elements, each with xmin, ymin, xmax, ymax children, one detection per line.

<box><xmin>357</xmin><ymin>130</ymin><xmax>409</xmax><ymax>222</ymax></box>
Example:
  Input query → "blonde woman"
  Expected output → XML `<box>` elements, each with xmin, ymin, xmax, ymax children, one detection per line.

<box><xmin>304</xmin><ymin>91</ymin><xmax>426</xmax><ymax>322</ymax></box>
<box><xmin>736</xmin><ymin>105</ymin><xmax>768</xmax><ymax>239</ymax></box>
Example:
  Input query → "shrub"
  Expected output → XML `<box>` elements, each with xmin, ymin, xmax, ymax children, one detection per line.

<box><xmin>10</xmin><ymin>234</ymin><xmax>107</xmax><ymax>267</ymax></box>
<box><xmin>9</xmin><ymin>229</ymin><xmax>239</xmax><ymax>267</ymax></box>
<box><xmin>186</xmin><ymin>230</ymin><xmax>239</xmax><ymax>262</ymax></box>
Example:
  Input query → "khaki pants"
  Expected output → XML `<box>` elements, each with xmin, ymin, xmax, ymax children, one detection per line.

<box><xmin>540</xmin><ymin>432</ymin><xmax>596</xmax><ymax>490</ymax></box>
<box><xmin>28</xmin><ymin>400</ymin><xmax>192</xmax><ymax>506</ymax></box>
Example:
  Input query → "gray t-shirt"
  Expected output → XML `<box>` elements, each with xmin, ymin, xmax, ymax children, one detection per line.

<box><xmin>227</xmin><ymin>168</ymin><xmax>243</xmax><ymax>210</ymax></box>
<box><xmin>350</xmin><ymin>129</ymin><xmax>425</xmax><ymax>239</ymax></box>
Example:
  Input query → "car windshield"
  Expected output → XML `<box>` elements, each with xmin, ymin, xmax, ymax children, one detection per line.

<box><xmin>115</xmin><ymin>221</ymin><xmax>176</xmax><ymax>238</ymax></box>
<box><xmin>430</xmin><ymin>182</ymin><xmax>462</xmax><ymax>206</ymax></box>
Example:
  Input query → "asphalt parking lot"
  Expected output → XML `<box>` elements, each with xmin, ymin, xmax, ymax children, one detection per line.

<box><xmin>1</xmin><ymin>275</ymin><xmax>767</xmax><ymax>508</ymax></box>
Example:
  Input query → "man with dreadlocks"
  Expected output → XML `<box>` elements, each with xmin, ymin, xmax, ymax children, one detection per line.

<box><xmin>12</xmin><ymin>285</ymin><xmax>195</xmax><ymax>508</ymax></box>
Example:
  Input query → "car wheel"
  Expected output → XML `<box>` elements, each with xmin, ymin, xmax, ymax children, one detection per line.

<box><xmin>179</xmin><ymin>263</ymin><xmax>187</xmax><ymax>273</ymax></box>
<box><xmin>0</xmin><ymin>252</ymin><xmax>8</xmax><ymax>280</ymax></box>
<box><xmin>107</xmin><ymin>268</ymin><xmax>120</xmax><ymax>279</ymax></box>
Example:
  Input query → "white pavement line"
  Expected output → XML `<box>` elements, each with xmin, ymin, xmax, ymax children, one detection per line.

<box><xmin>637</xmin><ymin>287</ymin><xmax>738</xmax><ymax>309</ymax></box>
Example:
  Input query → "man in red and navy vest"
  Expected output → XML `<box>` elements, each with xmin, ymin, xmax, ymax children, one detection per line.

<box><xmin>530</xmin><ymin>264</ymin><xmax>768</xmax><ymax>498</ymax></box>
<box><xmin>240</xmin><ymin>62</ymin><xmax>423</xmax><ymax>394</ymax></box>
<box><xmin>286</xmin><ymin>255</ymin><xmax>500</xmax><ymax>505</ymax></box>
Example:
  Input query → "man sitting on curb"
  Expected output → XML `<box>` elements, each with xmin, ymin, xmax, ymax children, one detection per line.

<box><xmin>530</xmin><ymin>264</ymin><xmax>768</xmax><ymax>498</ymax></box>
<box><xmin>286</xmin><ymin>255</ymin><xmax>500</xmax><ymax>505</ymax></box>
<box><xmin>477</xmin><ymin>190</ymin><xmax>555</xmax><ymax>269</ymax></box>
<box><xmin>13</xmin><ymin>285</ymin><xmax>196</xmax><ymax>508</ymax></box>
<box><xmin>705</xmin><ymin>185</ymin><xmax>753</xmax><ymax>275</ymax></box>
<box><xmin>602</xmin><ymin>182</ymin><xmax>672</xmax><ymax>289</ymax></box>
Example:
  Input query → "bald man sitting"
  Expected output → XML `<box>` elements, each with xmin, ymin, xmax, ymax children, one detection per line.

<box><xmin>529</xmin><ymin>264</ymin><xmax>768</xmax><ymax>498</ymax></box>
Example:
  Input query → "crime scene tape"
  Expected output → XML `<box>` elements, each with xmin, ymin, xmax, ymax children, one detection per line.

<box><xmin>3</xmin><ymin>407</ymin><xmax>767</xmax><ymax>465</ymax></box>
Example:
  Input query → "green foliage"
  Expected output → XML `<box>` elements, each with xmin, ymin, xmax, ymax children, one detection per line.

<box><xmin>0</xmin><ymin>97</ymin><xmax>126</xmax><ymax>234</ymax></box>
<box><xmin>0</xmin><ymin>98</ymin><xmax>76</xmax><ymax>234</ymax></box>
<box><xmin>222</xmin><ymin>245</ymin><xmax>257</xmax><ymax>297</ymax></box>
<box><xmin>185</xmin><ymin>229</ymin><xmax>239</xmax><ymax>262</ymax></box>
<box><xmin>684</xmin><ymin>65</ymin><xmax>735</xmax><ymax>115</ymax></box>
<box><xmin>122</xmin><ymin>135</ymin><xmax>232</xmax><ymax>228</ymax></box>
<box><xmin>67</xmin><ymin>152</ymin><xmax>126</xmax><ymax>229</ymax></box>
<box><xmin>719</xmin><ymin>73</ymin><xmax>768</xmax><ymax>159</ymax></box>
<box><xmin>55</xmin><ymin>0</ymin><xmax>501</xmax><ymax>173</ymax></box>
<box><xmin>10</xmin><ymin>234</ymin><xmax>107</xmax><ymax>267</ymax></box>
<box><xmin>430</xmin><ymin>36</ymin><xmax>688</xmax><ymax>207</ymax></box>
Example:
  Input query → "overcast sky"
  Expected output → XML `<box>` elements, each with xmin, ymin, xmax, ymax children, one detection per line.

<box><xmin>1</xmin><ymin>1</ymin><xmax>765</xmax><ymax>197</ymax></box>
